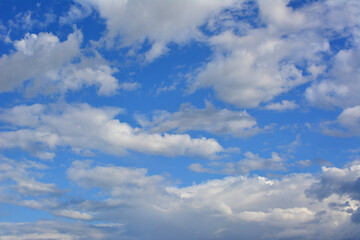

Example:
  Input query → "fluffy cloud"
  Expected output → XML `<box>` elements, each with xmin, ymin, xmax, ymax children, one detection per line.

<box><xmin>191</xmin><ymin>28</ymin><xmax>320</xmax><ymax>108</ymax></box>
<box><xmin>303</xmin><ymin>0</ymin><xmax>360</xmax><ymax>109</ymax></box>
<box><xmin>136</xmin><ymin>101</ymin><xmax>263</xmax><ymax>138</ymax></box>
<box><xmin>0</xmin><ymin>103</ymin><xmax>226</xmax><ymax>159</ymax></box>
<box><xmin>337</xmin><ymin>106</ymin><xmax>360</xmax><ymax>135</ymax></box>
<box><xmin>0</xmin><ymin>31</ymin><xmax>120</xmax><ymax>96</ymax></box>
<box><xmin>190</xmin><ymin>0</ymin><xmax>359</xmax><ymax>109</ymax></box>
<box><xmin>306</xmin><ymin>161</ymin><xmax>360</xmax><ymax>201</ymax></box>
<box><xmin>83</xmin><ymin>0</ymin><xmax>237</xmax><ymax>61</ymax></box>
<box><xmin>306</xmin><ymin>47</ymin><xmax>360</xmax><ymax>109</ymax></box>
<box><xmin>306</xmin><ymin>161</ymin><xmax>360</xmax><ymax>224</ymax></box>
<box><xmin>321</xmin><ymin>105</ymin><xmax>360</xmax><ymax>136</ymax></box>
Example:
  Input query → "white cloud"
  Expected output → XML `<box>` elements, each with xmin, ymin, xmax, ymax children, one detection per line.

<box><xmin>119</xmin><ymin>81</ymin><xmax>141</xmax><ymax>91</ymax></box>
<box><xmin>303</xmin><ymin>0</ymin><xmax>360</xmax><ymax>109</ymax></box>
<box><xmin>265</xmin><ymin>100</ymin><xmax>298</xmax><ymax>111</ymax></box>
<box><xmin>306</xmin><ymin>48</ymin><xmax>360</xmax><ymax>109</ymax></box>
<box><xmin>190</xmin><ymin>28</ymin><xmax>320</xmax><ymax>108</ymax></box>
<box><xmin>238</xmin><ymin>207</ymin><xmax>315</xmax><ymax>226</ymax></box>
<box><xmin>67</xmin><ymin>160</ymin><xmax>163</xmax><ymax>196</ymax></box>
<box><xmin>0</xmin><ymin>31</ymin><xmax>120</xmax><ymax>96</ymax></box>
<box><xmin>34</xmin><ymin>151</ymin><xmax>56</xmax><ymax>161</ymax></box>
<box><xmin>190</xmin><ymin>0</ymin><xmax>359</xmax><ymax>109</ymax></box>
<box><xmin>337</xmin><ymin>105</ymin><xmax>360</xmax><ymax>134</ymax></box>
<box><xmin>321</xmin><ymin>105</ymin><xmax>360</xmax><ymax>136</ymax></box>
<box><xmin>166</xmin><ymin>164</ymin><xmax>360</xmax><ymax>239</ymax></box>
<box><xmin>59</xmin><ymin>1</ymin><xmax>93</xmax><ymax>25</ymax></box>
<box><xmin>136</xmin><ymin>101</ymin><xmax>263</xmax><ymax>138</ymax></box>
<box><xmin>9</xmin><ymin>11</ymin><xmax>56</xmax><ymax>30</ymax></box>
<box><xmin>1</xmin><ymin>158</ymin><xmax>360</xmax><ymax>239</ymax></box>
<box><xmin>53</xmin><ymin>209</ymin><xmax>93</xmax><ymax>220</ymax></box>
<box><xmin>0</xmin><ymin>103</ymin><xmax>226</xmax><ymax>159</ymax></box>
<box><xmin>0</xmin><ymin>156</ymin><xmax>61</xmax><ymax>198</ymax></box>
<box><xmin>84</xmin><ymin>0</ymin><xmax>237</xmax><ymax>61</ymax></box>
<box><xmin>306</xmin><ymin>161</ymin><xmax>360</xmax><ymax>201</ymax></box>
<box><xmin>257</xmin><ymin>0</ymin><xmax>305</xmax><ymax>30</ymax></box>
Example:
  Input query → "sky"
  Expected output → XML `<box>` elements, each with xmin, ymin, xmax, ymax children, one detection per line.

<box><xmin>0</xmin><ymin>0</ymin><xmax>359</xmax><ymax>239</ymax></box>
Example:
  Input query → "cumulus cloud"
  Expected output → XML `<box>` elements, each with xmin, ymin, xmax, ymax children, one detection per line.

<box><xmin>0</xmin><ymin>30</ymin><xmax>120</xmax><ymax>96</ymax></box>
<box><xmin>83</xmin><ymin>0</ymin><xmax>237</xmax><ymax>61</ymax></box>
<box><xmin>190</xmin><ymin>0</ymin><xmax>359</xmax><ymax>109</ymax></box>
<box><xmin>306</xmin><ymin>47</ymin><xmax>360</xmax><ymax>109</ymax></box>
<box><xmin>321</xmin><ymin>105</ymin><xmax>360</xmax><ymax>136</ymax></box>
<box><xmin>305</xmin><ymin>161</ymin><xmax>360</xmax><ymax>201</ymax></box>
<box><xmin>191</xmin><ymin>29</ymin><xmax>318</xmax><ymax>108</ymax></box>
<box><xmin>57</xmin><ymin>160</ymin><xmax>360</xmax><ymax>239</ymax></box>
<box><xmin>302</xmin><ymin>0</ymin><xmax>360</xmax><ymax>109</ymax></box>
<box><xmin>337</xmin><ymin>105</ymin><xmax>360</xmax><ymax>135</ymax></box>
<box><xmin>305</xmin><ymin>161</ymin><xmax>360</xmax><ymax>223</ymax></box>
<box><xmin>0</xmin><ymin>103</ymin><xmax>226</xmax><ymax>159</ymax></box>
<box><xmin>136</xmin><ymin>101</ymin><xmax>263</xmax><ymax>138</ymax></box>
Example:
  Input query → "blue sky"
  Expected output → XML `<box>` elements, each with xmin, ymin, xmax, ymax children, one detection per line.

<box><xmin>0</xmin><ymin>0</ymin><xmax>359</xmax><ymax>239</ymax></box>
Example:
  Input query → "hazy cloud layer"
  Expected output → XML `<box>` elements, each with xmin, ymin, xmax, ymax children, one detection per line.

<box><xmin>1</xmin><ymin>159</ymin><xmax>359</xmax><ymax>239</ymax></box>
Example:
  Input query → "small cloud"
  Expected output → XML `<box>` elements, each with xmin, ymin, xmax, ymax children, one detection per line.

<box><xmin>265</xmin><ymin>100</ymin><xmax>298</xmax><ymax>111</ymax></box>
<box><xmin>119</xmin><ymin>81</ymin><xmax>141</xmax><ymax>91</ymax></box>
<box><xmin>295</xmin><ymin>159</ymin><xmax>313</xmax><ymax>168</ymax></box>
<box><xmin>34</xmin><ymin>151</ymin><xmax>55</xmax><ymax>161</ymax></box>
<box><xmin>189</xmin><ymin>151</ymin><xmax>286</xmax><ymax>175</ymax></box>
<box><xmin>144</xmin><ymin>42</ymin><xmax>169</xmax><ymax>63</ymax></box>
<box><xmin>315</xmin><ymin>158</ymin><xmax>333</xmax><ymax>166</ymax></box>
<box><xmin>188</xmin><ymin>163</ymin><xmax>214</xmax><ymax>173</ymax></box>
<box><xmin>53</xmin><ymin>209</ymin><xmax>93</xmax><ymax>220</ymax></box>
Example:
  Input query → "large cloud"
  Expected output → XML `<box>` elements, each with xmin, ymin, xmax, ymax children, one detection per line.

<box><xmin>306</xmin><ymin>161</ymin><xmax>360</xmax><ymax>201</ymax></box>
<box><xmin>83</xmin><ymin>0</ymin><xmax>238</xmax><ymax>61</ymax></box>
<box><xmin>1</xmin><ymin>157</ymin><xmax>360</xmax><ymax>239</ymax></box>
<box><xmin>70</xmin><ymin>160</ymin><xmax>360</xmax><ymax>239</ymax></box>
<box><xmin>0</xmin><ymin>103</ymin><xmax>226</xmax><ymax>159</ymax></box>
<box><xmin>306</xmin><ymin>161</ymin><xmax>360</xmax><ymax>224</ymax></box>
<box><xmin>0</xmin><ymin>30</ymin><xmax>120</xmax><ymax>96</ymax></box>
<box><xmin>306</xmin><ymin>47</ymin><xmax>360</xmax><ymax>109</ymax></box>
<box><xmin>190</xmin><ymin>24</ymin><xmax>323</xmax><ymax>108</ymax></box>
<box><xmin>190</xmin><ymin>0</ymin><xmax>359</xmax><ymax>108</ymax></box>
